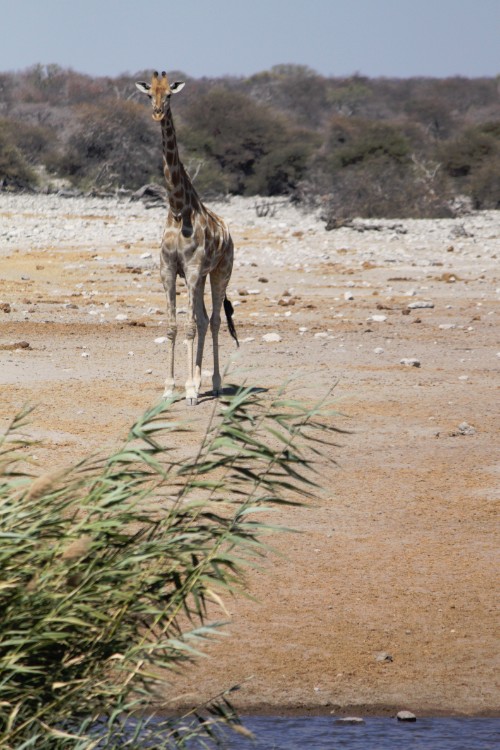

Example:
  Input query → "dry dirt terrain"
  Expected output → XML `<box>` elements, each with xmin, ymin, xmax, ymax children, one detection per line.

<box><xmin>0</xmin><ymin>193</ymin><xmax>498</xmax><ymax>716</ymax></box>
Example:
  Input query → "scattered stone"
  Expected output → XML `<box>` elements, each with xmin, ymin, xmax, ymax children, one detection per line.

<box><xmin>400</xmin><ymin>358</ymin><xmax>421</xmax><ymax>367</ymax></box>
<box><xmin>115</xmin><ymin>314</ymin><xmax>128</xmax><ymax>321</ymax></box>
<box><xmin>314</xmin><ymin>332</ymin><xmax>329</xmax><ymax>338</ymax></box>
<box><xmin>396</xmin><ymin>711</ymin><xmax>417</xmax><ymax>722</ymax></box>
<box><xmin>373</xmin><ymin>347</ymin><xmax>385</xmax><ymax>354</ymax></box>
<box><xmin>439</xmin><ymin>323</ymin><xmax>456</xmax><ymax>330</ymax></box>
<box><xmin>0</xmin><ymin>302</ymin><xmax>11</xmax><ymax>313</ymax></box>
<box><xmin>371</xmin><ymin>314</ymin><xmax>387</xmax><ymax>322</ymax></box>
<box><xmin>154</xmin><ymin>336</ymin><xmax>168</xmax><ymax>344</ymax></box>
<box><xmin>344</xmin><ymin>291</ymin><xmax>354</xmax><ymax>301</ymax></box>
<box><xmin>0</xmin><ymin>341</ymin><xmax>31</xmax><ymax>351</ymax></box>
<box><xmin>407</xmin><ymin>301</ymin><xmax>434</xmax><ymax>310</ymax></box>
<box><xmin>258</xmin><ymin>276</ymin><xmax>269</xmax><ymax>283</ymax></box>
<box><xmin>458</xmin><ymin>422</ymin><xmax>476</xmax><ymax>436</ymax></box>
<box><xmin>140</xmin><ymin>252</ymin><xmax>153</xmax><ymax>259</ymax></box>
<box><xmin>262</xmin><ymin>333</ymin><xmax>281</xmax><ymax>343</ymax></box>
<box><xmin>375</xmin><ymin>651</ymin><xmax>394</xmax><ymax>662</ymax></box>
<box><xmin>81</xmin><ymin>352</ymin><xmax>90</xmax><ymax>358</ymax></box>
<box><xmin>335</xmin><ymin>717</ymin><xmax>365</xmax><ymax>725</ymax></box>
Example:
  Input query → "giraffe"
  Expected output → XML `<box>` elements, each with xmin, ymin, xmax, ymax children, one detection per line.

<box><xmin>135</xmin><ymin>71</ymin><xmax>238</xmax><ymax>405</ymax></box>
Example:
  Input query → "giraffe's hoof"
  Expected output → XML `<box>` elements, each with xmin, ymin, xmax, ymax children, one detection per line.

<box><xmin>185</xmin><ymin>396</ymin><xmax>198</xmax><ymax>407</ymax></box>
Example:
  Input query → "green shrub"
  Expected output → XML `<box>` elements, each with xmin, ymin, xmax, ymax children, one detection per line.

<box><xmin>55</xmin><ymin>101</ymin><xmax>160</xmax><ymax>189</ymax></box>
<box><xmin>0</xmin><ymin>387</ymin><xmax>341</xmax><ymax>748</ymax></box>
<box><xmin>438</xmin><ymin>121</ymin><xmax>500</xmax><ymax>208</ymax></box>
<box><xmin>0</xmin><ymin>125</ymin><xmax>38</xmax><ymax>189</ymax></box>
<box><xmin>180</xmin><ymin>88</ymin><xmax>314</xmax><ymax>196</ymax></box>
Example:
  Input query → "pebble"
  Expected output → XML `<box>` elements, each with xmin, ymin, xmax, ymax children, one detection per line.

<box><xmin>262</xmin><ymin>333</ymin><xmax>281</xmax><ymax>343</ymax></box>
<box><xmin>396</xmin><ymin>711</ymin><xmax>417</xmax><ymax>722</ymax></box>
<box><xmin>335</xmin><ymin>717</ymin><xmax>365</xmax><ymax>725</ymax></box>
<box><xmin>314</xmin><ymin>332</ymin><xmax>329</xmax><ymax>338</ymax></box>
<box><xmin>371</xmin><ymin>314</ymin><xmax>387</xmax><ymax>322</ymax></box>
<box><xmin>458</xmin><ymin>422</ymin><xmax>476</xmax><ymax>436</ymax></box>
<box><xmin>408</xmin><ymin>301</ymin><xmax>435</xmax><ymax>309</ymax></box>
<box><xmin>154</xmin><ymin>336</ymin><xmax>168</xmax><ymax>344</ymax></box>
<box><xmin>375</xmin><ymin>652</ymin><xmax>393</xmax><ymax>662</ymax></box>
<box><xmin>115</xmin><ymin>314</ymin><xmax>128</xmax><ymax>321</ymax></box>
<box><xmin>400</xmin><ymin>358</ymin><xmax>421</xmax><ymax>367</ymax></box>
<box><xmin>344</xmin><ymin>291</ymin><xmax>354</xmax><ymax>301</ymax></box>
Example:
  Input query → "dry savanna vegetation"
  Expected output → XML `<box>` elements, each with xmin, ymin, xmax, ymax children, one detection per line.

<box><xmin>1</xmin><ymin>64</ymin><xmax>499</xmax><ymax>219</ymax></box>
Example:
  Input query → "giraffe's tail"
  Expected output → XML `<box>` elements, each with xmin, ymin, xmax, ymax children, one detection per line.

<box><xmin>223</xmin><ymin>295</ymin><xmax>239</xmax><ymax>347</ymax></box>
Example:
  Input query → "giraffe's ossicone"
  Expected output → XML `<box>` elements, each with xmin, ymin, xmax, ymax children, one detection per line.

<box><xmin>136</xmin><ymin>71</ymin><xmax>238</xmax><ymax>405</ymax></box>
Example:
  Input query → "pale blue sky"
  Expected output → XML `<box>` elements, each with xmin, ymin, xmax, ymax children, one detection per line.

<box><xmin>1</xmin><ymin>0</ymin><xmax>498</xmax><ymax>78</ymax></box>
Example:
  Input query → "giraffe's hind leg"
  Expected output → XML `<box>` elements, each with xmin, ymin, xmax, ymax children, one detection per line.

<box><xmin>210</xmin><ymin>267</ymin><xmax>231</xmax><ymax>397</ymax></box>
<box><xmin>183</xmin><ymin>276</ymin><xmax>207</xmax><ymax>406</ymax></box>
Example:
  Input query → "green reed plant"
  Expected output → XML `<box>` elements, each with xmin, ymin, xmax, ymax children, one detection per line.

<box><xmin>0</xmin><ymin>385</ymin><xmax>343</xmax><ymax>748</ymax></box>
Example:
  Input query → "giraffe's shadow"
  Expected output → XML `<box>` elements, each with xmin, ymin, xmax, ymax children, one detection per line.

<box><xmin>196</xmin><ymin>383</ymin><xmax>269</xmax><ymax>404</ymax></box>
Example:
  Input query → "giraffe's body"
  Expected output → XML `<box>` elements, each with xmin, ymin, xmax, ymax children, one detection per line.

<box><xmin>136</xmin><ymin>72</ymin><xmax>237</xmax><ymax>405</ymax></box>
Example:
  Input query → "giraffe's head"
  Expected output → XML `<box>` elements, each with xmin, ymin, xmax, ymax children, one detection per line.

<box><xmin>135</xmin><ymin>71</ymin><xmax>185</xmax><ymax>121</ymax></box>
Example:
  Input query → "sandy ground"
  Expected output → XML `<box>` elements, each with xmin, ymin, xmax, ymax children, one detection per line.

<box><xmin>0</xmin><ymin>193</ymin><xmax>498</xmax><ymax>716</ymax></box>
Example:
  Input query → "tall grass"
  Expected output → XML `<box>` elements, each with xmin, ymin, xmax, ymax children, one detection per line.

<box><xmin>0</xmin><ymin>385</ymin><xmax>343</xmax><ymax>748</ymax></box>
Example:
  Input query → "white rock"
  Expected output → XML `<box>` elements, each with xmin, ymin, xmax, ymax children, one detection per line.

<box><xmin>81</xmin><ymin>352</ymin><xmax>90</xmax><ymax>358</ymax></box>
<box><xmin>154</xmin><ymin>336</ymin><xmax>168</xmax><ymax>344</ymax></box>
<box><xmin>314</xmin><ymin>332</ymin><xmax>329</xmax><ymax>338</ymax></box>
<box><xmin>115</xmin><ymin>314</ymin><xmax>128</xmax><ymax>321</ymax></box>
<box><xmin>371</xmin><ymin>314</ymin><xmax>387</xmax><ymax>322</ymax></box>
<box><xmin>397</xmin><ymin>711</ymin><xmax>417</xmax><ymax>722</ymax></box>
<box><xmin>140</xmin><ymin>252</ymin><xmax>153</xmax><ymax>259</ymax></box>
<box><xmin>374</xmin><ymin>347</ymin><xmax>385</xmax><ymax>354</ymax></box>
<box><xmin>439</xmin><ymin>324</ymin><xmax>456</xmax><ymax>330</ymax></box>
<box><xmin>262</xmin><ymin>333</ymin><xmax>281</xmax><ymax>343</ymax></box>
<box><xmin>408</xmin><ymin>301</ymin><xmax>434</xmax><ymax>309</ymax></box>
<box><xmin>400</xmin><ymin>358</ymin><xmax>421</xmax><ymax>367</ymax></box>
<box><xmin>344</xmin><ymin>291</ymin><xmax>354</xmax><ymax>301</ymax></box>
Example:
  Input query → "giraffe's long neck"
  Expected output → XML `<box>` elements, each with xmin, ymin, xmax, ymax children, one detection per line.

<box><xmin>161</xmin><ymin>103</ymin><xmax>200</xmax><ymax>220</ymax></box>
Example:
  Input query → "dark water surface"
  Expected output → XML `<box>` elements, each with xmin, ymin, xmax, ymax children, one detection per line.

<box><xmin>225</xmin><ymin>716</ymin><xmax>499</xmax><ymax>750</ymax></box>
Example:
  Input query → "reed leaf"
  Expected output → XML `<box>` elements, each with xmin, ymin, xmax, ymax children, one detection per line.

<box><xmin>0</xmin><ymin>383</ymin><xmax>342</xmax><ymax>748</ymax></box>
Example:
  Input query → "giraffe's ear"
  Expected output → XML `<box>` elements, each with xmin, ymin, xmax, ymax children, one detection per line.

<box><xmin>170</xmin><ymin>81</ymin><xmax>185</xmax><ymax>94</ymax></box>
<box><xmin>135</xmin><ymin>81</ymin><xmax>151</xmax><ymax>95</ymax></box>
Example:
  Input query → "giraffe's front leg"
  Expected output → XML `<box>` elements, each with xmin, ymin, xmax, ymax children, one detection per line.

<box><xmin>183</xmin><ymin>324</ymin><xmax>198</xmax><ymax>406</ymax></box>
<box><xmin>160</xmin><ymin>253</ymin><xmax>177</xmax><ymax>398</ymax></box>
